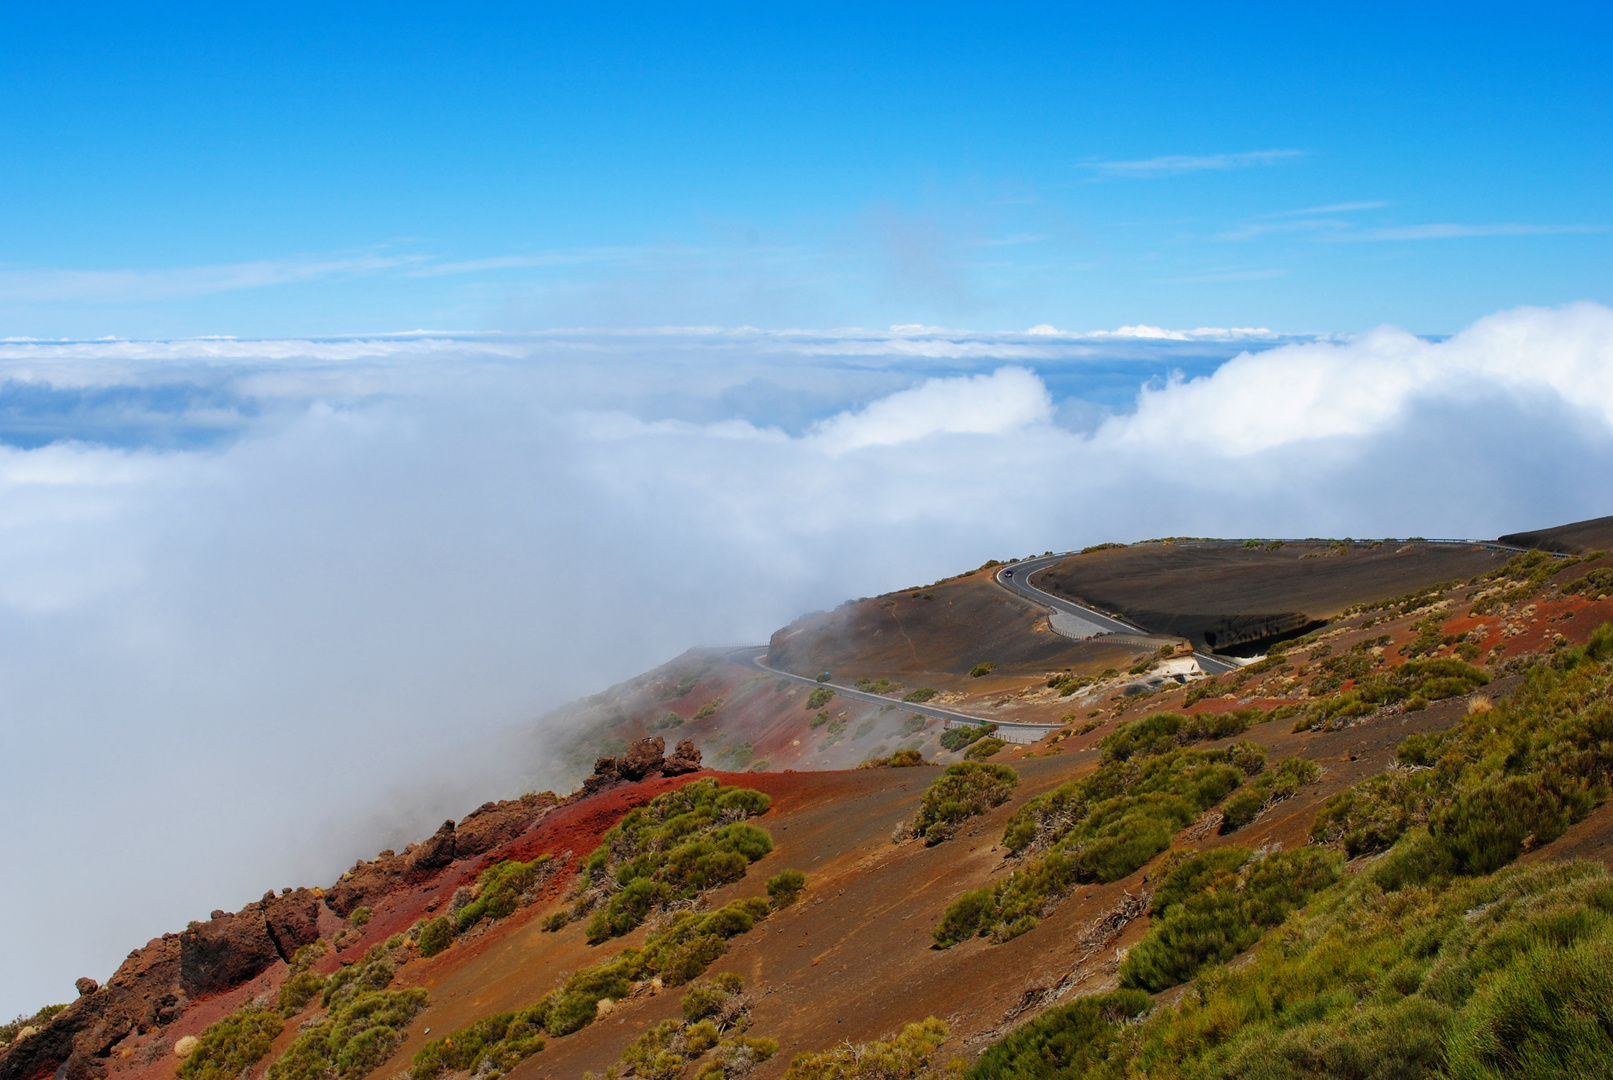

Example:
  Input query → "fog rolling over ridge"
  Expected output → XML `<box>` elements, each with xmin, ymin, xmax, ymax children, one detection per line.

<box><xmin>3</xmin><ymin>302</ymin><xmax>1613</xmax><ymax>1014</ymax></box>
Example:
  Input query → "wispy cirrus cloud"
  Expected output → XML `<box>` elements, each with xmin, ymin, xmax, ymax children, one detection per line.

<box><xmin>1328</xmin><ymin>222</ymin><xmax>1607</xmax><ymax>242</ymax></box>
<box><xmin>1259</xmin><ymin>200</ymin><xmax>1390</xmax><ymax>218</ymax></box>
<box><xmin>0</xmin><ymin>253</ymin><xmax>427</xmax><ymax>305</ymax></box>
<box><xmin>1085</xmin><ymin>149</ymin><xmax>1304</xmax><ymax>178</ymax></box>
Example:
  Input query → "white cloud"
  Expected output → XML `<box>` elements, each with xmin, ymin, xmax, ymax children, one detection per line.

<box><xmin>1086</xmin><ymin>149</ymin><xmax>1304</xmax><ymax>177</ymax></box>
<box><xmin>3</xmin><ymin>303</ymin><xmax>1613</xmax><ymax>1017</ymax></box>
<box><xmin>807</xmin><ymin>367</ymin><xmax>1052</xmax><ymax>451</ymax></box>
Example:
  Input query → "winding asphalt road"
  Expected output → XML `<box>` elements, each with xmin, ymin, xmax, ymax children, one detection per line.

<box><xmin>728</xmin><ymin>646</ymin><xmax>1058</xmax><ymax>744</ymax></box>
<box><xmin>993</xmin><ymin>555</ymin><xmax>1243</xmax><ymax>675</ymax></box>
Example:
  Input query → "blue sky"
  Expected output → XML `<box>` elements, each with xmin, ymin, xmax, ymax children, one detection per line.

<box><xmin>1</xmin><ymin>3</ymin><xmax>1608</xmax><ymax>339</ymax></box>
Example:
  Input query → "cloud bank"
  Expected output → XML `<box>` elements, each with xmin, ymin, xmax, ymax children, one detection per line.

<box><xmin>3</xmin><ymin>303</ymin><xmax>1613</xmax><ymax>1015</ymax></box>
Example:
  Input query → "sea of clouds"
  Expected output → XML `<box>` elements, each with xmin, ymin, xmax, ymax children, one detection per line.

<box><xmin>3</xmin><ymin>302</ymin><xmax>1612</xmax><ymax>1015</ymax></box>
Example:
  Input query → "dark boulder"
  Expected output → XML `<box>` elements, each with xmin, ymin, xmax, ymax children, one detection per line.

<box><xmin>178</xmin><ymin>909</ymin><xmax>279</xmax><ymax>997</ymax></box>
<box><xmin>404</xmin><ymin>820</ymin><xmax>457</xmax><ymax>879</ymax></box>
<box><xmin>663</xmin><ymin>738</ymin><xmax>703</xmax><ymax>776</ymax></box>
<box><xmin>616</xmin><ymin>736</ymin><xmax>667</xmax><ymax>781</ymax></box>
<box><xmin>263</xmin><ymin>889</ymin><xmax>322</xmax><ymax>961</ymax></box>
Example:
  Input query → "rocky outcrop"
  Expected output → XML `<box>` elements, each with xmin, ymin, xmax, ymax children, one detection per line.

<box><xmin>263</xmin><ymin>889</ymin><xmax>322</xmax><ymax>960</ymax></box>
<box><xmin>580</xmin><ymin>736</ymin><xmax>704</xmax><ymax>795</ymax></box>
<box><xmin>327</xmin><ymin>821</ymin><xmax>460</xmax><ymax>916</ymax></box>
<box><xmin>178</xmin><ymin>907</ymin><xmax>280</xmax><ymax>997</ymax></box>
<box><xmin>0</xmin><ymin>937</ymin><xmax>185</xmax><ymax>1080</ymax></box>
<box><xmin>663</xmin><ymin>738</ymin><xmax>703</xmax><ymax>776</ymax></box>
<box><xmin>454</xmin><ymin>792</ymin><xmax>559</xmax><ymax>857</ymax></box>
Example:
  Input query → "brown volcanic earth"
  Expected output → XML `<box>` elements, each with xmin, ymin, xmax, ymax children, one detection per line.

<box><xmin>7</xmin><ymin>521</ymin><xmax>1613</xmax><ymax>1080</ymax></box>
<box><xmin>1031</xmin><ymin>539</ymin><xmax>1513</xmax><ymax>654</ymax></box>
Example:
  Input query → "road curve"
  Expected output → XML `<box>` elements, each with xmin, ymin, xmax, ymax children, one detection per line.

<box><xmin>992</xmin><ymin>554</ymin><xmax>1243</xmax><ymax>675</ymax></box>
<box><xmin>728</xmin><ymin>646</ymin><xmax>1059</xmax><ymax>745</ymax></box>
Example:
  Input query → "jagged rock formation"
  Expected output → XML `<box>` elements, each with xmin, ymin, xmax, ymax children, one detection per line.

<box><xmin>0</xmin><ymin>793</ymin><xmax>562</xmax><ymax>1080</ymax></box>
<box><xmin>580</xmin><ymin>736</ymin><xmax>703</xmax><ymax>796</ymax></box>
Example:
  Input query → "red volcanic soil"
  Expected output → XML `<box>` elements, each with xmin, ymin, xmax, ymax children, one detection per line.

<box><xmin>1032</xmin><ymin>541</ymin><xmax>1512</xmax><ymax>654</ymax></box>
<box><xmin>765</xmin><ymin>567</ymin><xmax>1148</xmax><ymax>682</ymax></box>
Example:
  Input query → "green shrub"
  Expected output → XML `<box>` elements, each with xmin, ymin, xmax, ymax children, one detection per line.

<box><xmin>965</xmin><ymin>737</ymin><xmax>1007</xmax><ymax>759</ymax></box>
<box><xmin>456</xmin><ymin>854</ymin><xmax>553</xmax><ymax>930</ymax></box>
<box><xmin>579</xmin><ymin>779</ymin><xmax>773</xmax><ymax>943</ymax></box>
<box><xmin>780</xmin><ymin>1017</ymin><xmax>950</xmax><ymax>1080</ymax></box>
<box><xmin>694</xmin><ymin>697</ymin><xmax>724</xmax><ymax>720</ymax></box>
<box><xmin>898</xmin><ymin>713</ymin><xmax>928</xmax><ymax>734</ymax></box>
<box><xmin>1312</xmin><ymin>638</ymin><xmax>1613</xmax><ymax>863</ymax></box>
<box><xmin>970</xmin><ymin>662</ymin><xmax>995</xmax><ymax>678</ymax></box>
<box><xmin>912</xmin><ymin>763</ymin><xmax>1019</xmax><ymax>844</ymax></box>
<box><xmin>680</xmin><ymin>972</ymin><xmax>745</xmax><ymax>1023</ymax></box>
<box><xmin>860</xmin><ymin>748</ymin><xmax>927</xmax><ymax>768</ymax></box>
<box><xmin>416</xmin><ymin>916</ymin><xmax>453</xmax><ymax>958</ymax></box>
<box><xmin>806</xmin><ymin>687</ymin><xmax>834</xmax><ymax>709</ymax></box>
<box><xmin>266</xmin><ymin>988</ymin><xmax>428</xmax><ymax>1080</ymax></box>
<box><xmin>1100</xmin><ymin>710</ymin><xmax>1257</xmax><ymax>762</ymax></box>
<box><xmin>767</xmin><ymin>869</ymin><xmax>807</xmax><ymax>907</ymax></box>
<box><xmin>1219</xmin><ymin>756</ymin><xmax>1321</xmax><ymax>832</ymax></box>
<box><xmin>940</xmin><ymin>723</ymin><xmax>996</xmax><ymax>752</ymax></box>
<box><xmin>277</xmin><ymin>970</ymin><xmax>326</xmax><ymax>1017</ymax></box>
<box><xmin>1120</xmin><ymin>847</ymin><xmax>1341</xmax><ymax>992</ymax></box>
<box><xmin>980</xmin><ymin>858</ymin><xmax>1613</xmax><ymax>1080</ymax></box>
<box><xmin>939</xmin><ymin>744</ymin><xmax>1251</xmax><ymax>948</ymax></box>
<box><xmin>541</xmin><ymin>910</ymin><xmax>570</xmax><ymax>932</ymax></box>
<box><xmin>411</xmin><ymin>1000</ymin><xmax>550</xmax><ymax>1080</ymax></box>
<box><xmin>350</xmin><ymin>905</ymin><xmax>371</xmax><ymax>928</ymax></box>
<box><xmin>965</xmin><ymin>990</ymin><xmax>1150</xmax><ymax>1080</ymax></box>
<box><xmin>178</xmin><ymin>1009</ymin><xmax>284</xmax><ymax>1080</ymax></box>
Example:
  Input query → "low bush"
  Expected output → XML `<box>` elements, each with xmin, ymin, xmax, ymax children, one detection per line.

<box><xmin>979</xmin><ymin>858</ymin><xmax>1613</xmax><ymax>1079</ymax></box>
<box><xmin>965</xmin><ymin>990</ymin><xmax>1150</xmax><ymax>1080</ymax></box>
<box><xmin>577</xmin><ymin>780</ymin><xmax>773</xmax><ymax>943</ymax></box>
<box><xmin>178</xmin><ymin>1009</ymin><xmax>284</xmax><ymax>1080</ymax></box>
<box><xmin>415</xmin><ymin>916</ymin><xmax>452</xmax><ymax>958</ymax></box>
<box><xmin>1119</xmin><ymin>847</ymin><xmax>1342</xmax><ymax>992</ymax></box>
<box><xmin>277</xmin><ymin>970</ymin><xmax>325</xmax><ymax>1017</ymax></box>
<box><xmin>418</xmin><ymin>897</ymin><xmax>773</xmax><ymax>1065</ymax></box>
<box><xmin>899</xmin><ymin>713</ymin><xmax>928</xmax><ymax>735</ymax></box>
<box><xmin>855</xmin><ymin>678</ymin><xmax>899</xmax><ymax>694</ymax></box>
<box><xmin>693</xmin><ymin>697</ymin><xmax>724</xmax><ymax>720</ymax></box>
<box><xmin>1312</xmin><ymin>636</ymin><xmax>1613</xmax><ymax>865</ymax></box>
<box><xmin>912</xmin><ymin>763</ymin><xmax>1019</xmax><ymax>845</ymax></box>
<box><xmin>541</xmin><ymin>910</ymin><xmax>570</xmax><ymax>932</ymax></box>
<box><xmin>766</xmin><ymin>869</ymin><xmax>806</xmax><ymax>907</ymax></box>
<box><xmin>1469</xmin><ymin>549</ymin><xmax>1585</xmax><ymax>615</ymax></box>
<box><xmin>350</xmin><ymin>906</ymin><xmax>371</xmax><ymax>928</ymax></box>
<box><xmin>1099</xmin><ymin>710</ymin><xmax>1257</xmax><ymax>762</ymax></box>
<box><xmin>938</xmin><ymin>743</ymin><xmax>1253</xmax><ymax>947</ymax></box>
<box><xmin>456</xmin><ymin>855</ymin><xmax>554</xmax><ymax>931</ymax></box>
<box><xmin>267</xmin><ymin>982</ymin><xmax>429</xmax><ymax>1080</ymax></box>
<box><xmin>970</xmin><ymin>662</ymin><xmax>995</xmax><ymax>678</ymax></box>
<box><xmin>860</xmin><ymin>748</ymin><xmax>926</xmax><ymax>768</ymax></box>
<box><xmin>965</xmin><ymin>737</ymin><xmax>1007</xmax><ymax>759</ymax></box>
<box><xmin>1219</xmin><ymin>756</ymin><xmax>1321</xmax><ymax>832</ymax></box>
<box><xmin>940</xmin><ymin>723</ymin><xmax>996</xmax><ymax>752</ymax></box>
<box><xmin>805</xmin><ymin>687</ymin><xmax>834</xmax><ymax>710</ymax></box>
<box><xmin>781</xmin><ymin>1017</ymin><xmax>952</xmax><ymax>1080</ymax></box>
<box><xmin>1293</xmin><ymin>657</ymin><xmax>1492</xmax><ymax>732</ymax></box>
<box><xmin>410</xmin><ymin>1002</ymin><xmax>549</xmax><ymax>1080</ymax></box>
<box><xmin>598</xmin><ymin>973</ymin><xmax>774</xmax><ymax>1080</ymax></box>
